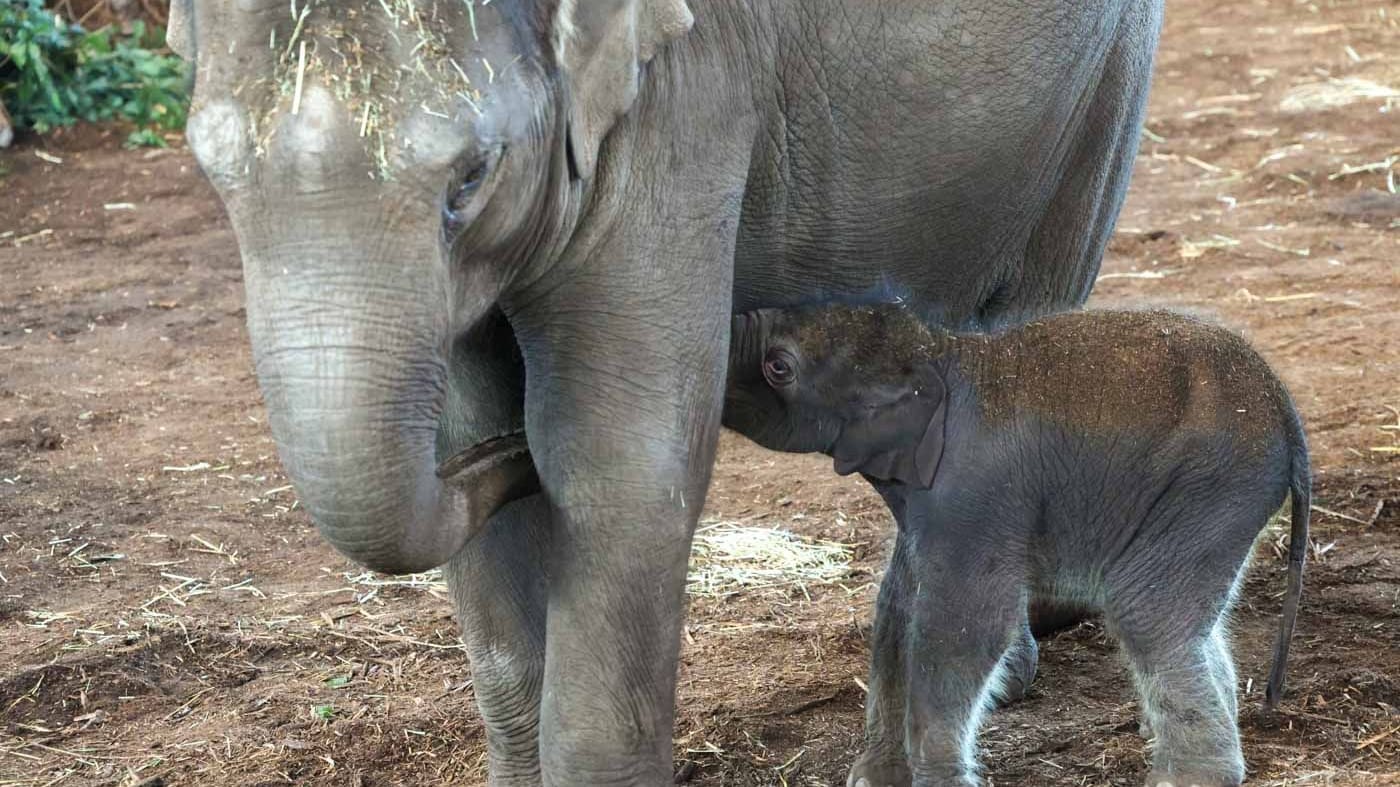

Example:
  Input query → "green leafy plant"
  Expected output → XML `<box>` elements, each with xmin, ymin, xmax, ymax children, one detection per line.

<box><xmin>0</xmin><ymin>0</ymin><xmax>188</xmax><ymax>146</ymax></box>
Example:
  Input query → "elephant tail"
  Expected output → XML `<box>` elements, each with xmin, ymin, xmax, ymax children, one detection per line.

<box><xmin>1265</xmin><ymin>407</ymin><xmax>1310</xmax><ymax>710</ymax></box>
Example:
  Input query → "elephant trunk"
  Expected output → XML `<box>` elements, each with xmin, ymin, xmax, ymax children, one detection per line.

<box><xmin>245</xmin><ymin>258</ymin><xmax>532</xmax><ymax>575</ymax></box>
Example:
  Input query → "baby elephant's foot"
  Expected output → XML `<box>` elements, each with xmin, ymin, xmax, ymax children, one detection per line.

<box><xmin>1144</xmin><ymin>771</ymin><xmax>1243</xmax><ymax>787</ymax></box>
<box><xmin>847</xmin><ymin>750</ymin><xmax>912</xmax><ymax>787</ymax></box>
<box><xmin>908</xmin><ymin>764</ymin><xmax>980</xmax><ymax>787</ymax></box>
<box><xmin>992</xmin><ymin>660</ymin><xmax>1034</xmax><ymax>706</ymax></box>
<box><xmin>992</xmin><ymin>624</ymin><xmax>1039</xmax><ymax>706</ymax></box>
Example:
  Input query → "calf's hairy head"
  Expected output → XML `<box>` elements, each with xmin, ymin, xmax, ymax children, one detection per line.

<box><xmin>726</xmin><ymin>303</ymin><xmax>948</xmax><ymax>488</ymax></box>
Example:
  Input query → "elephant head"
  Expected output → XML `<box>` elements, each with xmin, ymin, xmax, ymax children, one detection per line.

<box><xmin>170</xmin><ymin>0</ymin><xmax>693</xmax><ymax>573</ymax></box>
<box><xmin>725</xmin><ymin>304</ymin><xmax>949</xmax><ymax>488</ymax></box>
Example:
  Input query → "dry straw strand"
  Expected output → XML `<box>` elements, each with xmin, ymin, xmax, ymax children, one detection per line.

<box><xmin>686</xmin><ymin>520</ymin><xmax>853</xmax><ymax>598</ymax></box>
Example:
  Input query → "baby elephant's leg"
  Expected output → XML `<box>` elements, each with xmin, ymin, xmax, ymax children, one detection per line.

<box><xmin>1204</xmin><ymin>627</ymin><xmax>1239</xmax><ymax>728</ymax></box>
<box><xmin>1109</xmin><ymin>588</ymin><xmax>1246</xmax><ymax>787</ymax></box>
<box><xmin>849</xmin><ymin>537</ymin><xmax>916</xmax><ymax>787</ymax></box>
<box><xmin>992</xmin><ymin>618</ymin><xmax>1038</xmax><ymax>706</ymax></box>
<box><xmin>902</xmin><ymin>549</ymin><xmax>1023</xmax><ymax>786</ymax></box>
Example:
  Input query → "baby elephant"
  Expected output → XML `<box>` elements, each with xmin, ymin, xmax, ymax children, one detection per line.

<box><xmin>724</xmin><ymin>305</ymin><xmax>1309</xmax><ymax>787</ymax></box>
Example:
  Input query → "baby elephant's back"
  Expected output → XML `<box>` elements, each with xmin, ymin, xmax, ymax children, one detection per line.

<box><xmin>973</xmin><ymin>310</ymin><xmax>1297</xmax><ymax>462</ymax></box>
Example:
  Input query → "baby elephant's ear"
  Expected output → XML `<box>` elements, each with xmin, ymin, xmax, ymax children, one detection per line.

<box><xmin>912</xmin><ymin>374</ymin><xmax>948</xmax><ymax>489</ymax></box>
<box><xmin>831</xmin><ymin>372</ymin><xmax>948</xmax><ymax>488</ymax></box>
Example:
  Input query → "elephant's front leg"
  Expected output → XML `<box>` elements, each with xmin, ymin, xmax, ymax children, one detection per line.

<box><xmin>446</xmin><ymin>496</ymin><xmax>551</xmax><ymax>786</ymax></box>
<box><xmin>850</xmin><ymin>532</ymin><xmax>916</xmax><ymax>787</ymax></box>
<box><xmin>439</xmin><ymin>315</ymin><xmax>550</xmax><ymax>785</ymax></box>
<box><xmin>901</xmin><ymin>530</ymin><xmax>1024</xmax><ymax>787</ymax></box>
<box><xmin>505</xmin><ymin>216</ymin><xmax>737</xmax><ymax>785</ymax></box>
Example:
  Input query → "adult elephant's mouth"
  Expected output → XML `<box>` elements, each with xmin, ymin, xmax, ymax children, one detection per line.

<box><xmin>437</xmin><ymin>431</ymin><xmax>540</xmax><ymax>538</ymax></box>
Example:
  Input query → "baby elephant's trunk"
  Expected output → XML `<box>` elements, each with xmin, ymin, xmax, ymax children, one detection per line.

<box><xmin>1265</xmin><ymin>436</ymin><xmax>1311</xmax><ymax>708</ymax></box>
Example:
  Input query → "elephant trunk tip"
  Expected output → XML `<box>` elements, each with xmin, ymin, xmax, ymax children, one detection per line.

<box><xmin>288</xmin><ymin>431</ymin><xmax>538</xmax><ymax>576</ymax></box>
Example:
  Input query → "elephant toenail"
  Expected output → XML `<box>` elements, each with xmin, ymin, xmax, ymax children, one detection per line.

<box><xmin>1155</xmin><ymin>782</ymin><xmax>1174</xmax><ymax>787</ymax></box>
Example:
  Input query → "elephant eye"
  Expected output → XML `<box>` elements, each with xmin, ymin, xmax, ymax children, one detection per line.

<box><xmin>443</xmin><ymin>147</ymin><xmax>505</xmax><ymax>232</ymax></box>
<box><xmin>448</xmin><ymin>162</ymin><xmax>488</xmax><ymax>216</ymax></box>
<box><xmin>763</xmin><ymin>350</ymin><xmax>797</xmax><ymax>387</ymax></box>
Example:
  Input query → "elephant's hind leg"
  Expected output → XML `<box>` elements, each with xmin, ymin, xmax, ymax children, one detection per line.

<box><xmin>1119</xmin><ymin>635</ymin><xmax>1245</xmax><ymax>787</ymax></box>
<box><xmin>991</xmin><ymin>618</ymin><xmax>1038</xmax><ymax>707</ymax></box>
<box><xmin>1108</xmin><ymin>586</ymin><xmax>1245</xmax><ymax>786</ymax></box>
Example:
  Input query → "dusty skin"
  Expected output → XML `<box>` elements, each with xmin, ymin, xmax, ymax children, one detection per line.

<box><xmin>2</xmin><ymin>0</ymin><xmax>1400</xmax><ymax>784</ymax></box>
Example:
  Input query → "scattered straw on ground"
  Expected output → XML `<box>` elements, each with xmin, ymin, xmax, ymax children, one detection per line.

<box><xmin>1279</xmin><ymin>77</ymin><xmax>1400</xmax><ymax>113</ymax></box>
<box><xmin>343</xmin><ymin>568</ymin><xmax>449</xmax><ymax>602</ymax></box>
<box><xmin>686</xmin><ymin>521</ymin><xmax>853</xmax><ymax>599</ymax></box>
<box><xmin>336</xmin><ymin>521</ymin><xmax>855</xmax><ymax>602</ymax></box>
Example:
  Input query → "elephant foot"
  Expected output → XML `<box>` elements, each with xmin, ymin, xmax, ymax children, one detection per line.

<box><xmin>991</xmin><ymin>623</ymin><xmax>1038</xmax><ymax>707</ymax></box>
<box><xmin>1144</xmin><ymin>772</ymin><xmax>1242</xmax><ymax>787</ymax></box>
<box><xmin>991</xmin><ymin>665</ymin><xmax>1033</xmax><ymax>707</ymax></box>
<box><xmin>847</xmin><ymin>750</ymin><xmax>912</xmax><ymax>787</ymax></box>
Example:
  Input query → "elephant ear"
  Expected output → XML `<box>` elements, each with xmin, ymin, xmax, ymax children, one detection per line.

<box><xmin>166</xmin><ymin>0</ymin><xmax>194</xmax><ymax>60</ymax></box>
<box><xmin>553</xmin><ymin>0</ymin><xmax>694</xmax><ymax>181</ymax></box>
<box><xmin>832</xmin><ymin>374</ymin><xmax>948</xmax><ymax>489</ymax></box>
<box><xmin>910</xmin><ymin>388</ymin><xmax>947</xmax><ymax>488</ymax></box>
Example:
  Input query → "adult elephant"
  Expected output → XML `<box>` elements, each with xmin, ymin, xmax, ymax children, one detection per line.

<box><xmin>169</xmin><ymin>0</ymin><xmax>1161</xmax><ymax>784</ymax></box>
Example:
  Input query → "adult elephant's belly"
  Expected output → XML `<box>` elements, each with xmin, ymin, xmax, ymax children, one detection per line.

<box><xmin>732</xmin><ymin>0</ymin><xmax>1138</xmax><ymax>323</ymax></box>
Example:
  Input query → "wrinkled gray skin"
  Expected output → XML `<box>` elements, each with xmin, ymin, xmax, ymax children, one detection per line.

<box><xmin>169</xmin><ymin>0</ymin><xmax>1163</xmax><ymax>782</ymax></box>
<box><xmin>725</xmin><ymin>304</ymin><xmax>1311</xmax><ymax>787</ymax></box>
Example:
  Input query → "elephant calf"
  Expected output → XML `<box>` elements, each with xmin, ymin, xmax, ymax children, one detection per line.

<box><xmin>724</xmin><ymin>304</ymin><xmax>1309</xmax><ymax>787</ymax></box>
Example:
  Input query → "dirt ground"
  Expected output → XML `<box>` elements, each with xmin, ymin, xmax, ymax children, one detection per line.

<box><xmin>47</xmin><ymin>1</ymin><xmax>169</xmax><ymax>32</ymax></box>
<box><xmin>2</xmin><ymin>0</ymin><xmax>1399</xmax><ymax>785</ymax></box>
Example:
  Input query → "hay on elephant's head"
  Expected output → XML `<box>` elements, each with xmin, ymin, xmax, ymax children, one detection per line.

<box><xmin>686</xmin><ymin>520</ymin><xmax>853</xmax><ymax>599</ymax></box>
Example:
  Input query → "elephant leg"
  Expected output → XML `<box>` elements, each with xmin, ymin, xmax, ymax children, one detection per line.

<box><xmin>992</xmin><ymin>0</ymin><xmax>1164</xmax><ymax>325</ymax></box>
<box><xmin>503</xmin><ymin>194</ymin><xmax>744</xmax><ymax>785</ymax></box>
<box><xmin>1117</xmin><ymin>632</ymin><xmax>1245</xmax><ymax>787</ymax></box>
<box><xmin>1107</xmin><ymin>579</ymin><xmax>1245</xmax><ymax>785</ymax></box>
<box><xmin>849</xmin><ymin>534</ymin><xmax>915</xmax><ymax>787</ymax></box>
<box><xmin>991</xmin><ymin>618</ymin><xmax>1038</xmax><ymax>706</ymax></box>
<box><xmin>510</xmin><ymin>304</ymin><xmax>729</xmax><ymax>783</ymax></box>
<box><xmin>901</xmin><ymin>537</ymin><xmax>1023</xmax><ymax>787</ymax></box>
<box><xmin>438</xmin><ymin>312</ymin><xmax>547</xmax><ymax>785</ymax></box>
<box><xmin>445</xmin><ymin>496</ymin><xmax>550</xmax><ymax>786</ymax></box>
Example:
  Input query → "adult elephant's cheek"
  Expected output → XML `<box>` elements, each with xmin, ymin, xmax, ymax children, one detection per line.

<box><xmin>186</xmin><ymin>99</ymin><xmax>254</xmax><ymax>191</ymax></box>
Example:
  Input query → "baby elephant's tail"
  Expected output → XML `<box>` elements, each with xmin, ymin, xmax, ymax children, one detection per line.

<box><xmin>1265</xmin><ymin>427</ymin><xmax>1310</xmax><ymax>709</ymax></box>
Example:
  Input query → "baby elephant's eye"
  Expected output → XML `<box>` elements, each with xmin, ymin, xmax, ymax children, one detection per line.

<box><xmin>763</xmin><ymin>350</ymin><xmax>797</xmax><ymax>387</ymax></box>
